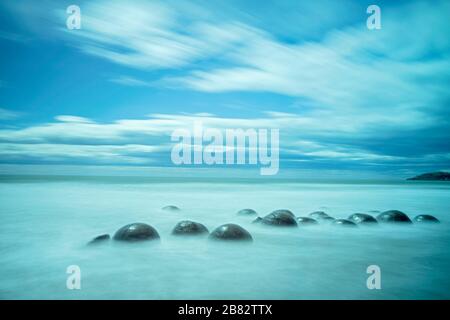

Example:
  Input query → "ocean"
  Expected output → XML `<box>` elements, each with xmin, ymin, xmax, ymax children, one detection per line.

<box><xmin>0</xmin><ymin>175</ymin><xmax>449</xmax><ymax>299</ymax></box>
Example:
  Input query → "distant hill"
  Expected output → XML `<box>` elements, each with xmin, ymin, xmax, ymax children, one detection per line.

<box><xmin>407</xmin><ymin>171</ymin><xmax>450</xmax><ymax>181</ymax></box>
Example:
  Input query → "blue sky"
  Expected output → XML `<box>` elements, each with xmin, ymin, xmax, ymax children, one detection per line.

<box><xmin>0</xmin><ymin>0</ymin><xmax>449</xmax><ymax>177</ymax></box>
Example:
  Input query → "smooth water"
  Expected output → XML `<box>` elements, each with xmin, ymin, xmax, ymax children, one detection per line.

<box><xmin>0</xmin><ymin>176</ymin><xmax>449</xmax><ymax>299</ymax></box>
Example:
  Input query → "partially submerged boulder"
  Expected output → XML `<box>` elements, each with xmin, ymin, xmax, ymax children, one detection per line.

<box><xmin>348</xmin><ymin>213</ymin><xmax>378</xmax><ymax>225</ymax></box>
<box><xmin>237</xmin><ymin>208</ymin><xmax>258</xmax><ymax>216</ymax></box>
<box><xmin>87</xmin><ymin>234</ymin><xmax>110</xmax><ymax>245</ymax></box>
<box><xmin>320</xmin><ymin>216</ymin><xmax>336</xmax><ymax>223</ymax></box>
<box><xmin>162</xmin><ymin>205</ymin><xmax>180</xmax><ymax>212</ymax></box>
<box><xmin>270</xmin><ymin>209</ymin><xmax>295</xmax><ymax>218</ymax></box>
<box><xmin>252</xmin><ymin>217</ymin><xmax>263</xmax><ymax>224</ymax></box>
<box><xmin>172</xmin><ymin>220</ymin><xmax>209</xmax><ymax>236</ymax></box>
<box><xmin>332</xmin><ymin>219</ymin><xmax>358</xmax><ymax>227</ymax></box>
<box><xmin>377</xmin><ymin>210</ymin><xmax>412</xmax><ymax>224</ymax></box>
<box><xmin>296</xmin><ymin>217</ymin><xmax>319</xmax><ymax>226</ymax></box>
<box><xmin>262</xmin><ymin>210</ymin><xmax>297</xmax><ymax>226</ymax></box>
<box><xmin>113</xmin><ymin>223</ymin><xmax>160</xmax><ymax>242</ymax></box>
<box><xmin>209</xmin><ymin>224</ymin><xmax>253</xmax><ymax>241</ymax></box>
<box><xmin>413</xmin><ymin>214</ymin><xmax>440</xmax><ymax>223</ymax></box>
<box><xmin>308</xmin><ymin>211</ymin><xmax>329</xmax><ymax>219</ymax></box>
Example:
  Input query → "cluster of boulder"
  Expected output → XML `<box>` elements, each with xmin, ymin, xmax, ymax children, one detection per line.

<box><xmin>250</xmin><ymin>209</ymin><xmax>439</xmax><ymax>228</ymax></box>
<box><xmin>87</xmin><ymin>206</ymin><xmax>440</xmax><ymax>245</ymax></box>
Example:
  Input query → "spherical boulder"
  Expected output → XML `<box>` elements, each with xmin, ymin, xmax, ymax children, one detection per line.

<box><xmin>113</xmin><ymin>223</ymin><xmax>160</xmax><ymax>242</ymax></box>
<box><xmin>348</xmin><ymin>213</ymin><xmax>378</xmax><ymax>225</ymax></box>
<box><xmin>332</xmin><ymin>219</ymin><xmax>358</xmax><ymax>227</ymax></box>
<box><xmin>309</xmin><ymin>211</ymin><xmax>329</xmax><ymax>219</ymax></box>
<box><xmin>252</xmin><ymin>217</ymin><xmax>263</xmax><ymax>224</ymax></box>
<box><xmin>162</xmin><ymin>205</ymin><xmax>180</xmax><ymax>212</ymax></box>
<box><xmin>172</xmin><ymin>220</ymin><xmax>209</xmax><ymax>236</ymax></box>
<box><xmin>271</xmin><ymin>209</ymin><xmax>295</xmax><ymax>218</ymax></box>
<box><xmin>377</xmin><ymin>210</ymin><xmax>412</xmax><ymax>224</ymax></box>
<box><xmin>87</xmin><ymin>234</ymin><xmax>110</xmax><ymax>245</ymax></box>
<box><xmin>320</xmin><ymin>216</ymin><xmax>336</xmax><ymax>223</ymax></box>
<box><xmin>414</xmin><ymin>214</ymin><xmax>440</xmax><ymax>223</ymax></box>
<box><xmin>209</xmin><ymin>224</ymin><xmax>253</xmax><ymax>241</ymax></box>
<box><xmin>296</xmin><ymin>217</ymin><xmax>318</xmax><ymax>226</ymax></box>
<box><xmin>262</xmin><ymin>210</ymin><xmax>298</xmax><ymax>226</ymax></box>
<box><xmin>237</xmin><ymin>208</ymin><xmax>258</xmax><ymax>216</ymax></box>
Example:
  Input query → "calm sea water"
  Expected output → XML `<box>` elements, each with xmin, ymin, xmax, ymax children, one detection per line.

<box><xmin>0</xmin><ymin>175</ymin><xmax>449</xmax><ymax>299</ymax></box>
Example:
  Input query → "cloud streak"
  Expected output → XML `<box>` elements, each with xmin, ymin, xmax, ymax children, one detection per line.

<box><xmin>62</xmin><ymin>1</ymin><xmax>256</xmax><ymax>70</ymax></box>
<box><xmin>0</xmin><ymin>0</ymin><xmax>449</xmax><ymax>174</ymax></box>
<box><xmin>58</xmin><ymin>1</ymin><xmax>450</xmax><ymax>137</ymax></box>
<box><xmin>0</xmin><ymin>108</ymin><xmax>22</xmax><ymax>120</ymax></box>
<box><xmin>0</xmin><ymin>112</ymin><xmax>448</xmax><ymax>170</ymax></box>
<box><xmin>109</xmin><ymin>76</ymin><xmax>155</xmax><ymax>87</ymax></box>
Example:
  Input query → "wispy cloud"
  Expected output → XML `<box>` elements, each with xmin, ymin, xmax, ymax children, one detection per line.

<box><xmin>0</xmin><ymin>108</ymin><xmax>22</xmax><ymax>120</ymax></box>
<box><xmin>56</xmin><ymin>0</ymin><xmax>450</xmax><ymax>134</ymax></box>
<box><xmin>109</xmin><ymin>76</ymin><xmax>155</xmax><ymax>87</ymax></box>
<box><xmin>0</xmin><ymin>112</ymin><xmax>448</xmax><ymax>169</ymax></box>
<box><xmin>0</xmin><ymin>0</ymin><xmax>449</xmax><ymax>173</ymax></box>
<box><xmin>60</xmin><ymin>1</ymin><xmax>255</xmax><ymax>70</ymax></box>
<box><xmin>171</xmin><ymin>1</ymin><xmax>450</xmax><ymax>121</ymax></box>
<box><xmin>54</xmin><ymin>115</ymin><xmax>93</xmax><ymax>123</ymax></box>
<box><xmin>0</xmin><ymin>143</ymin><xmax>160</xmax><ymax>164</ymax></box>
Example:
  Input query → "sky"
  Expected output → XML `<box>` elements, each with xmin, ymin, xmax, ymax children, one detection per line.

<box><xmin>0</xmin><ymin>0</ymin><xmax>449</xmax><ymax>178</ymax></box>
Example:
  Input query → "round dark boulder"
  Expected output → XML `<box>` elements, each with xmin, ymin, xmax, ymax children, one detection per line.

<box><xmin>237</xmin><ymin>208</ymin><xmax>258</xmax><ymax>216</ymax></box>
<box><xmin>320</xmin><ymin>216</ymin><xmax>336</xmax><ymax>223</ymax></box>
<box><xmin>87</xmin><ymin>234</ymin><xmax>110</xmax><ymax>245</ymax></box>
<box><xmin>296</xmin><ymin>217</ymin><xmax>319</xmax><ymax>226</ymax></box>
<box><xmin>209</xmin><ymin>224</ymin><xmax>253</xmax><ymax>241</ymax></box>
<box><xmin>377</xmin><ymin>210</ymin><xmax>412</xmax><ymax>224</ymax></box>
<box><xmin>309</xmin><ymin>211</ymin><xmax>329</xmax><ymax>219</ymax></box>
<box><xmin>172</xmin><ymin>220</ymin><xmax>209</xmax><ymax>236</ymax></box>
<box><xmin>252</xmin><ymin>217</ymin><xmax>263</xmax><ymax>224</ymax></box>
<box><xmin>332</xmin><ymin>219</ymin><xmax>358</xmax><ymax>227</ymax></box>
<box><xmin>270</xmin><ymin>209</ymin><xmax>295</xmax><ymax>218</ymax></box>
<box><xmin>348</xmin><ymin>213</ymin><xmax>378</xmax><ymax>224</ymax></box>
<box><xmin>262</xmin><ymin>210</ymin><xmax>298</xmax><ymax>226</ymax></box>
<box><xmin>113</xmin><ymin>223</ymin><xmax>160</xmax><ymax>242</ymax></box>
<box><xmin>162</xmin><ymin>205</ymin><xmax>180</xmax><ymax>212</ymax></box>
<box><xmin>414</xmin><ymin>214</ymin><xmax>440</xmax><ymax>223</ymax></box>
